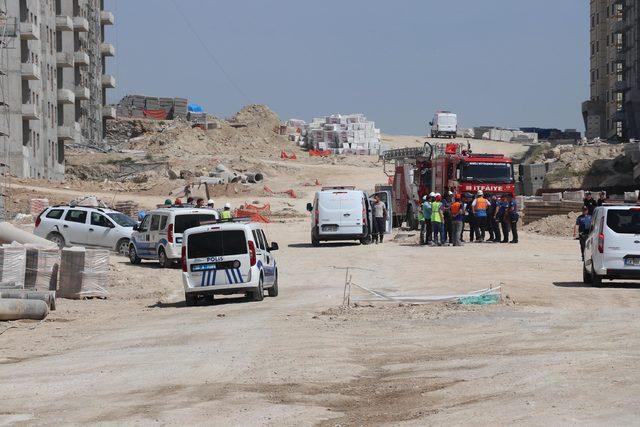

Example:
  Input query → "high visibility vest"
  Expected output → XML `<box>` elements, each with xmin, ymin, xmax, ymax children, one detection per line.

<box><xmin>418</xmin><ymin>209</ymin><xmax>425</xmax><ymax>221</ymax></box>
<box><xmin>431</xmin><ymin>201</ymin><xmax>442</xmax><ymax>222</ymax></box>
<box><xmin>221</xmin><ymin>210</ymin><xmax>232</xmax><ymax>220</ymax></box>
<box><xmin>475</xmin><ymin>197</ymin><xmax>488</xmax><ymax>211</ymax></box>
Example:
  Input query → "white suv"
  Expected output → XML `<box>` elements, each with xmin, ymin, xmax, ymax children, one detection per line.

<box><xmin>34</xmin><ymin>205</ymin><xmax>137</xmax><ymax>253</ymax></box>
<box><xmin>181</xmin><ymin>220</ymin><xmax>278</xmax><ymax>306</ymax></box>
<box><xmin>583</xmin><ymin>205</ymin><xmax>640</xmax><ymax>286</ymax></box>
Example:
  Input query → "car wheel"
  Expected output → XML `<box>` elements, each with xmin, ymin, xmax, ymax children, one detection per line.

<box><xmin>253</xmin><ymin>276</ymin><xmax>264</xmax><ymax>301</ymax></box>
<box><xmin>205</xmin><ymin>294</ymin><xmax>215</xmax><ymax>305</ymax></box>
<box><xmin>128</xmin><ymin>245</ymin><xmax>142</xmax><ymax>265</ymax></box>
<box><xmin>268</xmin><ymin>272</ymin><xmax>279</xmax><ymax>297</ymax></box>
<box><xmin>158</xmin><ymin>248</ymin><xmax>171</xmax><ymax>268</ymax></box>
<box><xmin>115</xmin><ymin>239</ymin><xmax>130</xmax><ymax>256</ymax></box>
<box><xmin>360</xmin><ymin>234</ymin><xmax>372</xmax><ymax>245</ymax></box>
<box><xmin>185</xmin><ymin>293</ymin><xmax>198</xmax><ymax>307</ymax></box>
<box><xmin>46</xmin><ymin>232</ymin><xmax>65</xmax><ymax>249</ymax></box>
<box><xmin>591</xmin><ymin>259</ymin><xmax>603</xmax><ymax>287</ymax></box>
<box><xmin>312</xmin><ymin>235</ymin><xmax>320</xmax><ymax>247</ymax></box>
<box><xmin>582</xmin><ymin>262</ymin><xmax>592</xmax><ymax>284</ymax></box>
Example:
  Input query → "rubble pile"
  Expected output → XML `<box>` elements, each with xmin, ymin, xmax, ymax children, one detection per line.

<box><xmin>523</xmin><ymin>212</ymin><xmax>579</xmax><ymax>237</ymax></box>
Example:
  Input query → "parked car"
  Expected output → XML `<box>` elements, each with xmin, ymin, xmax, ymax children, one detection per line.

<box><xmin>34</xmin><ymin>205</ymin><xmax>136</xmax><ymax>253</ymax></box>
<box><xmin>583</xmin><ymin>205</ymin><xmax>640</xmax><ymax>286</ymax></box>
<box><xmin>306</xmin><ymin>186</ymin><xmax>392</xmax><ymax>246</ymax></box>
<box><xmin>181</xmin><ymin>220</ymin><xmax>278</xmax><ymax>306</ymax></box>
<box><xmin>129</xmin><ymin>207</ymin><xmax>219</xmax><ymax>268</ymax></box>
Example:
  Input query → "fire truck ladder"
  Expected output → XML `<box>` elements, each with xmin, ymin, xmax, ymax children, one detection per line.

<box><xmin>382</xmin><ymin>142</ymin><xmax>433</xmax><ymax>177</ymax></box>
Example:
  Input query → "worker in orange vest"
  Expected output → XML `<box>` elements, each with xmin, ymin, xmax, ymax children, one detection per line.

<box><xmin>450</xmin><ymin>194</ymin><xmax>465</xmax><ymax>246</ymax></box>
<box><xmin>472</xmin><ymin>190</ymin><xmax>490</xmax><ymax>242</ymax></box>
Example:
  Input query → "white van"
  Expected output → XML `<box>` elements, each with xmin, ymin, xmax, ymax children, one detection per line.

<box><xmin>181</xmin><ymin>221</ymin><xmax>278</xmax><ymax>305</ymax></box>
<box><xmin>129</xmin><ymin>207</ymin><xmax>219</xmax><ymax>267</ymax></box>
<box><xmin>430</xmin><ymin>111</ymin><xmax>458</xmax><ymax>138</ymax></box>
<box><xmin>583</xmin><ymin>205</ymin><xmax>640</xmax><ymax>286</ymax></box>
<box><xmin>306</xmin><ymin>187</ymin><xmax>392</xmax><ymax>246</ymax></box>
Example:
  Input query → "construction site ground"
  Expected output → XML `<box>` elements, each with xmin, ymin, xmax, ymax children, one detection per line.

<box><xmin>2</xmin><ymin>136</ymin><xmax>640</xmax><ymax>425</ymax></box>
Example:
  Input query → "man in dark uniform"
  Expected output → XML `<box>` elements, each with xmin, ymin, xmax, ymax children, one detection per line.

<box><xmin>573</xmin><ymin>206</ymin><xmax>592</xmax><ymax>260</ymax></box>
<box><xmin>583</xmin><ymin>191</ymin><xmax>597</xmax><ymax>215</ymax></box>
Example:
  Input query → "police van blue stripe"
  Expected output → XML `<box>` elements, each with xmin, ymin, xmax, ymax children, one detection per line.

<box><xmin>235</xmin><ymin>268</ymin><xmax>243</xmax><ymax>283</ymax></box>
<box><xmin>200</xmin><ymin>270</ymin><xmax>206</xmax><ymax>287</ymax></box>
<box><xmin>211</xmin><ymin>269</ymin><xmax>217</xmax><ymax>285</ymax></box>
<box><xmin>225</xmin><ymin>269</ymin><xmax>233</xmax><ymax>284</ymax></box>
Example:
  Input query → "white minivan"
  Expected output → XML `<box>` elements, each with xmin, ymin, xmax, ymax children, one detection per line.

<box><xmin>306</xmin><ymin>186</ymin><xmax>392</xmax><ymax>246</ymax></box>
<box><xmin>182</xmin><ymin>221</ymin><xmax>278</xmax><ymax>305</ymax></box>
<box><xmin>430</xmin><ymin>111</ymin><xmax>458</xmax><ymax>138</ymax></box>
<box><xmin>129</xmin><ymin>207</ymin><xmax>219</xmax><ymax>268</ymax></box>
<box><xmin>583</xmin><ymin>205</ymin><xmax>640</xmax><ymax>286</ymax></box>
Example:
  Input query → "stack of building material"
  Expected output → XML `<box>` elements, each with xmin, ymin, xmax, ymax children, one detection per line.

<box><xmin>173</xmin><ymin>98</ymin><xmax>188</xmax><ymax>119</ymax></box>
<box><xmin>159</xmin><ymin>97</ymin><xmax>174</xmax><ymax>116</ymax></box>
<box><xmin>481</xmin><ymin>128</ymin><xmax>538</xmax><ymax>144</ymax></box>
<box><xmin>0</xmin><ymin>245</ymin><xmax>26</xmax><ymax>289</ymax></box>
<box><xmin>29</xmin><ymin>198</ymin><xmax>49</xmax><ymax>216</ymax></box>
<box><xmin>24</xmin><ymin>247</ymin><xmax>60</xmax><ymax>291</ymax></box>
<box><xmin>58</xmin><ymin>247</ymin><xmax>109</xmax><ymax>299</ymax></box>
<box><xmin>114</xmin><ymin>200</ymin><xmax>139</xmax><ymax>218</ymax></box>
<box><xmin>304</xmin><ymin>114</ymin><xmax>381</xmax><ymax>155</ymax></box>
<box><xmin>144</xmin><ymin>97</ymin><xmax>160</xmax><ymax>110</ymax></box>
<box><xmin>188</xmin><ymin>112</ymin><xmax>207</xmax><ymax>127</ymax></box>
<box><xmin>523</xmin><ymin>200</ymin><xmax>584</xmax><ymax>224</ymax></box>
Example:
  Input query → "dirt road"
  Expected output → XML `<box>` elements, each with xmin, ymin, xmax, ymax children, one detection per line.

<box><xmin>2</xmin><ymin>218</ymin><xmax>640</xmax><ymax>425</ymax></box>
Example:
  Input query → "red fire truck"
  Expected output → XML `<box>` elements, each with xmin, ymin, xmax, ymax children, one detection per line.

<box><xmin>381</xmin><ymin>142</ymin><xmax>515</xmax><ymax>228</ymax></box>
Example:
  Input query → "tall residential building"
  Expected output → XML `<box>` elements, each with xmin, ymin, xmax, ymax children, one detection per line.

<box><xmin>582</xmin><ymin>0</ymin><xmax>640</xmax><ymax>141</ymax></box>
<box><xmin>0</xmin><ymin>0</ymin><xmax>114</xmax><ymax>181</ymax></box>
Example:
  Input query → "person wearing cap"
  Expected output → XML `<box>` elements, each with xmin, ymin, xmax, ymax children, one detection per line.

<box><xmin>596</xmin><ymin>191</ymin><xmax>607</xmax><ymax>207</ymax></box>
<box><xmin>497</xmin><ymin>194</ymin><xmax>510</xmax><ymax>243</ymax></box>
<box><xmin>422</xmin><ymin>193</ymin><xmax>434</xmax><ymax>245</ymax></box>
<box><xmin>450</xmin><ymin>193</ymin><xmax>465</xmax><ymax>246</ymax></box>
<box><xmin>583</xmin><ymin>191</ymin><xmax>597</xmax><ymax>215</ymax></box>
<box><xmin>431</xmin><ymin>193</ymin><xmax>444</xmax><ymax>246</ymax></box>
<box><xmin>506</xmin><ymin>193</ymin><xmax>519</xmax><ymax>243</ymax></box>
<box><xmin>207</xmin><ymin>199</ymin><xmax>215</xmax><ymax>209</ymax></box>
<box><xmin>573</xmin><ymin>205</ymin><xmax>592</xmax><ymax>260</ymax></box>
<box><xmin>487</xmin><ymin>193</ymin><xmax>501</xmax><ymax>243</ymax></box>
<box><xmin>186</xmin><ymin>197</ymin><xmax>195</xmax><ymax>206</ymax></box>
<box><xmin>221</xmin><ymin>202</ymin><xmax>232</xmax><ymax>221</ymax></box>
<box><xmin>472</xmin><ymin>190</ymin><xmax>490</xmax><ymax>242</ymax></box>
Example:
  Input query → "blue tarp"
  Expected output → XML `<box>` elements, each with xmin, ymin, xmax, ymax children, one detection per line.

<box><xmin>188</xmin><ymin>103</ymin><xmax>204</xmax><ymax>113</ymax></box>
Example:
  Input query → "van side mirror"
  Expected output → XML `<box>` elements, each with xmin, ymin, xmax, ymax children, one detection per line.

<box><xmin>133</xmin><ymin>224</ymin><xmax>139</xmax><ymax>231</ymax></box>
<box><xmin>306</xmin><ymin>203</ymin><xmax>313</xmax><ymax>212</ymax></box>
<box><xmin>269</xmin><ymin>242</ymin><xmax>279</xmax><ymax>251</ymax></box>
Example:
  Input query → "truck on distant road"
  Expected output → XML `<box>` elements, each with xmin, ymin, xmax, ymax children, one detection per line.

<box><xmin>381</xmin><ymin>142</ymin><xmax>515</xmax><ymax>228</ymax></box>
<box><xmin>430</xmin><ymin>111</ymin><xmax>458</xmax><ymax>138</ymax></box>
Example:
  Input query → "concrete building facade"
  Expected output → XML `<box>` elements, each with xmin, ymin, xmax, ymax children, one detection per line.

<box><xmin>582</xmin><ymin>0</ymin><xmax>640</xmax><ymax>141</ymax></box>
<box><xmin>0</xmin><ymin>0</ymin><xmax>114</xmax><ymax>180</ymax></box>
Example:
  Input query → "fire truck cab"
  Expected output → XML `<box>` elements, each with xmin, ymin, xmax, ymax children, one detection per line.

<box><xmin>382</xmin><ymin>142</ymin><xmax>515</xmax><ymax>229</ymax></box>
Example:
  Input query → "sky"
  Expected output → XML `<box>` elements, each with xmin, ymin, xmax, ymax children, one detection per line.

<box><xmin>104</xmin><ymin>0</ymin><xmax>589</xmax><ymax>135</ymax></box>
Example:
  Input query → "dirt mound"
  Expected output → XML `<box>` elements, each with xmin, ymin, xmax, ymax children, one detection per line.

<box><xmin>230</xmin><ymin>104</ymin><xmax>281</xmax><ymax>130</ymax></box>
<box><xmin>523</xmin><ymin>212</ymin><xmax>579</xmax><ymax>237</ymax></box>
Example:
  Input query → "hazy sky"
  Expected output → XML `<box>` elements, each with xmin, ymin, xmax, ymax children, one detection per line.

<box><xmin>104</xmin><ymin>0</ymin><xmax>588</xmax><ymax>135</ymax></box>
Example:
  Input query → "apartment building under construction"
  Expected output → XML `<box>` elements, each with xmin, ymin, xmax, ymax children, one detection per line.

<box><xmin>582</xmin><ymin>0</ymin><xmax>640</xmax><ymax>141</ymax></box>
<box><xmin>0</xmin><ymin>0</ymin><xmax>115</xmax><ymax>180</ymax></box>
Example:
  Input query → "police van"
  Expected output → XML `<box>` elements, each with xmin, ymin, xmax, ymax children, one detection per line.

<box><xmin>181</xmin><ymin>220</ymin><xmax>279</xmax><ymax>306</ymax></box>
<box><xmin>129</xmin><ymin>207</ymin><xmax>219</xmax><ymax>267</ymax></box>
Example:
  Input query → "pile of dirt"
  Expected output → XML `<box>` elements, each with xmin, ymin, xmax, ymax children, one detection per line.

<box><xmin>523</xmin><ymin>143</ymin><xmax>633</xmax><ymax>189</ymax></box>
<box><xmin>523</xmin><ymin>212</ymin><xmax>580</xmax><ymax>237</ymax></box>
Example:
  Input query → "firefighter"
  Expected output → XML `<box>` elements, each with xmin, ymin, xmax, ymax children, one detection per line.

<box><xmin>472</xmin><ymin>190</ymin><xmax>489</xmax><ymax>242</ymax></box>
<box><xmin>451</xmin><ymin>193</ymin><xmax>465</xmax><ymax>246</ymax></box>
<box><xmin>442</xmin><ymin>191</ymin><xmax>454</xmax><ymax>245</ymax></box>
<box><xmin>485</xmin><ymin>193</ymin><xmax>495</xmax><ymax>242</ymax></box>
<box><xmin>464</xmin><ymin>193</ymin><xmax>476</xmax><ymax>242</ymax></box>
<box><xmin>498</xmin><ymin>194</ymin><xmax>510</xmax><ymax>243</ymax></box>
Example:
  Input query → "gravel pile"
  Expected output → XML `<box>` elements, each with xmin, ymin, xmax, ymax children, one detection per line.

<box><xmin>523</xmin><ymin>212</ymin><xmax>580</xmax><ymax>237</ymax></box>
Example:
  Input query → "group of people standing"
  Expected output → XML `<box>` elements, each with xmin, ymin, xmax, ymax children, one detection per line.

<box><xmin>418</xmin><ymin>190</ymin><xmax>520</xmax><ymax>246</ymax></box>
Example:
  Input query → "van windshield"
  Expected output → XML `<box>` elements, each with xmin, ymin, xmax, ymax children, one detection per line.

<box><xmin>174</xmin><ymin>214</ymin><xmax>218</xmax><ymax>234</ymax></box>
<box><xmin>607</xmin><ymin>209</ymin><xmax>640</xmax><ymax>234</ymax></box>
<box><xmin>188</xmin><ymin>230</ymin><xmax>248</xmax><ymax>259</ymax></box>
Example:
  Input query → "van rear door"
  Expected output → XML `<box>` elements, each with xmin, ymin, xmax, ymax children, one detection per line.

<box><xmin>338</xmin><ymin>192</ymin><xmax>363</xmax><ymax>232</ymax></box>
<box><xmin>187</xmin><ymin>228</ymin><xmax>251</xmax><ymax>286</ymax></box>
<box><xmin>605</xmin><ymin>208</ymin><xmax>640</xmax><ymax>269</ymax></box>
<box><xmin>174</xmin><ymin>213</ymin><xmax>220</xmax><ymax>244</ymax></box>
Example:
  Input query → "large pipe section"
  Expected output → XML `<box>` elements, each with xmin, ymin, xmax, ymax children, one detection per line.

<box><xmin>0</xmin><ymin>222</ymin><xmax>57</xmax><ymax>248</ymax></box>
<box><xmin>0</xmin><ymin>290</ymin><xmax>56</xmax><ymax>310</ymax></box>
<box><xmin>0</xmin><ymin>299</ymin><xmax>49</xmax><ymax>321</ymax></box>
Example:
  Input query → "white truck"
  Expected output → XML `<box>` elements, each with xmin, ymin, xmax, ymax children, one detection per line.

<box><xmin>430</xmin><ymin>111</ymin><xmax>458</xmax><ymax>138</ymax></box>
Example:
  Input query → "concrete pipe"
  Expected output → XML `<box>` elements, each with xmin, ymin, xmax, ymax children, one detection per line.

<box><xmin>0</xmin><ymin>299</ymin><xmax>49</xmax><ymax>321</ymax></box>
<box><xmin>246</xmin><ymin>173</ymin><xmax>264</xmax><ymax>183</ymax></box>
<box><xmin>0</xmin><ymin>290</ymin><xmax>56</xmax><ymax>311</ymax></box>
<box><xmin>0</xmin><ymin>222</ymin><xmax>58</xmax><ymax>248</ymax></box>
<box><xmin>215</xmin><ymin>164</ymin><xmax>230</xmax><ymax>173</ymax></box>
